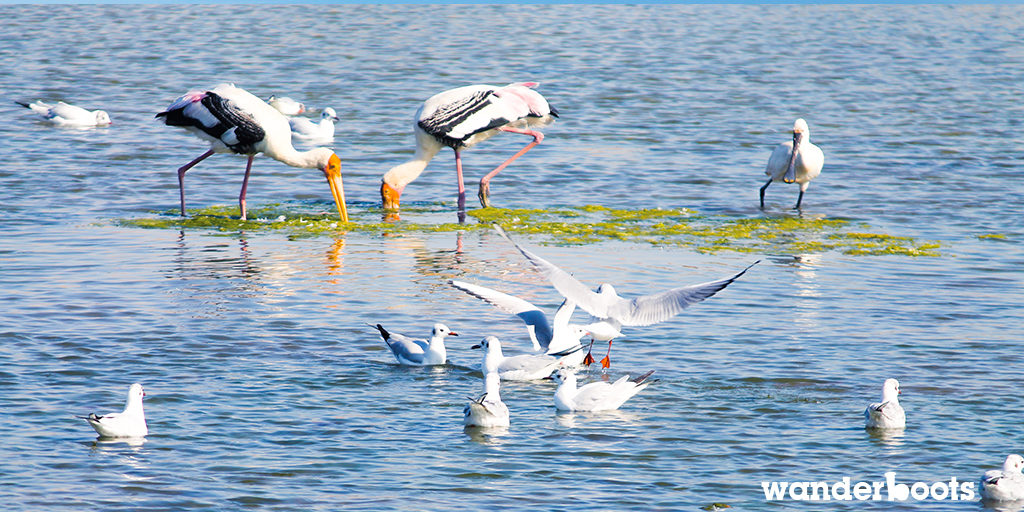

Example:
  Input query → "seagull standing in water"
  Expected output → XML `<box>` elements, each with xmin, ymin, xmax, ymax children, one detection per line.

<box><xmin>80</xmin><ymin>383</ymin><xmax>148</xmax><ymax>438</ymax></box>
<box><xmin>157</xmin><ymin>83</ymin><xmax>348</xmax><ymax>221</ymax></box>
<box><xmin>372</xmin><ymin>323</ymin><xmax>458</xmax><ymax>366</ymax></box>
<box><xmin>981</xmin><ymin>454</ymin><xmax>1024</xmax><ymax>502</ymax></box>
<box><xmin>449</xmin><ymin>279</ymin><xmax>590</xmax><ymax>365</ymax></box>
<box><xmin>381</xmin><ymin>82</ymin><xmax>558</xmax><ymax>212</ymax></box>
<box><xmin>864</xmin><ymin>378</ymin><xmax>906</xmax><ymax>429</ymax></box>
<box><xmin>551</xmin><ymin>368</ymin><xmax>654</xmax><ymax>412</ymax></box>
<box><xmin>290</xmin><ymin>108</ymin><xmax>339</xmax><ymax>142</ymax></box>
<box><xmin>494</xmin><ymin>225</ymin><xmax>756</xmax><ymax>368</ymax></box>
<box><xmin>760</xmin><ymin>118</ymin><xmax>824</xmax><ymax>209</ymax></box>
<box><xmin>17</xmin><ymin>100</ymin><xmax>111</xmax><ymax>127</ymax></box>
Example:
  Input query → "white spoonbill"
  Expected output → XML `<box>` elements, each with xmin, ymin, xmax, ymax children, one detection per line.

<box><xmin>266</xmin><ymin>95</ymin><xmax>306</xmax><ymax>116</ymax></box>
<box><xmin>760</xmin><ymin>118</ymin><xmax>824</xmax><ymax>209</ymax></box>
<box><xmin>79</xmin><ymin>383</ymin><xmax>148</xmax><ymax>438</ymax></box>
<box><xmin>381</xmin><ymin>82</ymin><xmax>558</xmax><ymax>211</ymax></box>
<box><xmin>157</xmin><ymin>84</ymin><xmax>348</xmax><ymax>222</ymax></box>
<box><xmin>372</xmin><ymin>323</ymin><xmax>458</xmax><ymax>366</ymax></box>
<box><xmin>290</xmin><ymin>107</ymin><xmax>339</xmax><ymax>142</ymax></box>
<box><xmin>550</xmin><ymin>368</ymin><xmax>655</xmax><ymax>412</ymax></box>
<box><xmin>449</xmin><ymin>279</ymin><xmax>590</xmax><ymax>364</ymax></box>
<box><xmin>464</xmin><ymin>372</ymin><xmax>510</xmax><ymax>428</ymax></box>
<box><xmin>17</xmin><ymin>100</ymin><xmax>111</xmax><ymax>127</ymax></box>
<box><xmin>494</xmin><ymin>225</ymin><xmax>757</xmax><ymax>368</ymax></box>
<box><xmin>981</xmin><ymin>454</ymin><xmax>1024</xmax><ymax>502</ymax></box>
<box><xmin>864</xmin><ymin>378</ymin><xmax>906</xmax><ymax>429</ymax></box>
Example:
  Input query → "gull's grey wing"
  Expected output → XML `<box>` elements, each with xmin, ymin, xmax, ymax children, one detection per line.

<box><xmin>607</xmin><ymin>261</ymin><xmax>758</xmax><ymax>326</ymax></box>
<box><xmin>450</xmin><ymin>279</ymin><xmax>553</xmax><ymax>349</ymax></box>
<box><xmin>492</xmin><ymin>225</ymin><xmax>613</xmax><ymax>318</ymax></box>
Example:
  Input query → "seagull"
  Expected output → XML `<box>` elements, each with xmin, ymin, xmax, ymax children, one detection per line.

<box><xmin>864</xmin><ymin>378</ymin><xmax>906</xmax><ymax>429</ymax></box>
<box><xmin>372</xmin><ymin>323</ymin><xmax>458</xmax><ymax>366</ymax></box>
<box><xmin>471</xmin><ymin>335</ymin><xmax>580</xmax><ymax>381</ymax></box>
<box><xmin>267</xmin><ymin>95</ymin><xmax>306</xmax><ymax>116</ymax></box>
<box><xmin>550</xmin><ymin>368</ymin><xmax>654</xmax><ymax>412</ymax></box>
<box><xmin>981</xmin><ymin>454</ymin><xmax>1024</xmax><ymax>502</ymax></box>
<box><xmin>79</xmin><ymin>383</ymin><xmax>148</xmax><ymax>438</ymax></box>
<box><xmin>16</xmin><ymin>100</ymin><xmax>111</xmax><ymax>127</ymax></box>
<box><xmin>449</xmin><ymin>279</ymin><xmax>590</xmax><ymax>364</ymax></box>
<box><xmin>760</xmin><ymin>118</ymin><xmax>824</xmax><ymax>210</ymax></box>
<box><xmin>493</xmin><ymin>225</ymin><xmax>757</xmax><ymax>367</ymax></box>
<box><xmin>290</xmin><ymin>107</ymin><xmax>339</xmax><ymax>142</ymax></box>
<box><xmin>463</xmin><ymin>372</ymin><xmax>510</xmax><ymax>428</ymax></box>
<box><xmin>157</xmin><ymin>84</ymin><xmax>348</xmax><ymax>222</ymax></box>
<box><xmin>381</xmin><ymin>82</ymin><xmax>558</xmax><ymax>211</ymax></box>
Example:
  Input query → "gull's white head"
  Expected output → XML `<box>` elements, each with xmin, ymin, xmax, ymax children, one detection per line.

<box><xmin>595</xmin><ymin>283</ymin><xmax>617</xmax><ymax>298</ymax></box>
<box><xmin>432</xmin><ymin>323</ymin><xmax>458</xmax><ymax>338</ymax></box>
<box><xmin>1003</xmin><ymin>454</ymin><xmax>1024</xmax><ymax>474</ymax></box>
<box><xmin>881</xmin><ymin>378</ymin><xmax>900</xmax><ymax>402</ymax></box>
<box><xmin>321</xmin><ymin>107</ymin><xmax>339</xmax><ymax>121</ymax></box>
<box><xmin>126</xmin><ymin>383</ymin><xmax>146</xmax><ymax>408</ymax></box>
<box><xmin>551</xmin><ymin>368</ymin><xmax>576</xmax><ymax>385</ymax></box>
<box><xmin>471</xmin><ymin>336</ymin><xmax>504</xmax><ymax>374</ymax></box>
<box><xmin>568</xmin><ymin>325</ymin><xmax>590</xmax><ymax>341</ymax></box>
<box><xmin>95</xmin><ymin>110</ymin><xmax>112</xmax><ymax>125</ymax></box>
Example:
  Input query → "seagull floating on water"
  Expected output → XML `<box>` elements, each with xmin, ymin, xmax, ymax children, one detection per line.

<box><xmin>381</xmin><ymin>82</ymin><xmax>558</xmax><ymax>212</ymax></box>
<box><xmin>550</xmin><ymin>368</ymin><xmax>654</xmax><ymax>412</ymax></box>
<box><xmin>450</xmin><ymin>279</ymin><xmax>590</xmax><ymax>365</ymax></box>
<box><xmin>864</xmin><ymin>378</ymin><xmax>905</xmax><ymax>429</ymax></box>
<box><xmin>80</xmin><ymin>383</ymin><xmax>148</xmax><ymax>438</ymax></box>
<box><xmin>981</xmin><ymin>454</ymin><xmax>1024</xmax><ymax>502</ymax></box>
<box><xmin>372</xmin><ymin>323</ymin><xmax>458</xmax><ymax>366</ymax></box>
<box><xmin>471</xmin><ymin>335</ymin><xmax>580</xmax><ymax>381</ymax></box>
<box><xmin>290</xmin><ymin>107</ymin><xmax>339</xmax><ymax>142</ymax></box>
<box><xmin>463</xmin><ymin>372</ymin><xmax>510</xmax><ymax>428</ymax></box>
<box><xmin>157</xmin><ymin>83</ymin><xmax>348</xmax><ymax>222</ymax></box>
<box><xmin>760</xmin><ymin>118</ymin><xmax>824</xmax><ymax>210</ymax></box>
<box><xmin>266</xmin><ymin>95</ymin><xmax>306</xmax><ymax>116</ymax></box>
<box><xmin>494</xmin><ymin>225</ymin><xmax>757</xmax><ymax>367</ymax></box>
<box><xmin>17</xmin><ymin>100</ymin><xmax>111</xmax><ymax>127</ymax></box>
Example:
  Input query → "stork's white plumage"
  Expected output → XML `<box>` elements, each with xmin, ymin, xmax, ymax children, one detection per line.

<box><xmin>17</xmin><ymin>100</ymin><xmax>111</xmax><ymax>127</ymax></box>
<box><xmin>157</xmin><ymin>84</ymin><xmax>347</xmax><ymax>222</ymax></box>
<box><xmin>381</xmin><ymin>82</ymin><xmax>558</xmax><ymax>212</ymax></box>
<box><xmin>760</xmin><ymin>118</ymin><xmax>824</xmax><ymax>210</ymax></box>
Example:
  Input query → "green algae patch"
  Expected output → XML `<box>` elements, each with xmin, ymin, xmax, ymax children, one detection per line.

<box><xmin>115</xmin><ymin>203</ymin><xmax>940</xmax><ymax>257</ymax></box>
<box><xmin>977</xmin><ymin>233</ymin><xmax>1008</xmax><ymax>240</ymax></box>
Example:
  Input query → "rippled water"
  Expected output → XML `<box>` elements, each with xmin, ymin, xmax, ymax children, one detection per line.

<box><xmin>2</xmin><ymin>4</ymin><xmax>1023</xmax><ymax>511</ymax></box>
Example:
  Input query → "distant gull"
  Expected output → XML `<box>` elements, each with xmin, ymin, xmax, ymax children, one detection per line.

<box><xmin>463</xmin><ymin>372</ymin><xmax>510</xmax><ymax>428</ymax></box>
<box><xmin>79</xmin><ymin>383</ymin><xmax>148</xmax><ymax>438</ymax></box>
<box><xmin>16</xmin><ymin>100</ymin><xmax>111</xmax><ymax>127</ymax></box>
<box><xmin>157</xmin><ymin>83</ymin><xmax>348</xmax><ymax>222</ymax></box>
<box><xmin>981</xmin><ymin>454</ymin><xmax>1024</xmax><ymax>502</ymax></box>
<box><xmin>550</xmin><ymin>368</ymin><xmax>654</xmax><ymax>412</ymax></box>
<box><xmin>471</xmin><ymin>335</ymin><xmax>581</xmax><ymax>381</ymax></box>
<box><xmin>864</xmin><ymin>378</ymin><xmax>906</xmax><ymax>429</ymax></box>
<box><xmin>494</xmin><ymin>225</ymin><xmax>757</xmax><ymax>367</ymax></box>
<box><xmin>381</xmin><ymin>82</ymin><xmax>558</xmax><ymax>212</ymax></box>
<box><xmin>450</xmin><ymin>279</ymin><xmax>590</xmax><ymax>365</ymax></box>
<box><xmin>290</xmin><ymin>107</ymin><xmax>339</xmax><ymax>142</ymax></box>
<box><xmin>266</xmin><ymin>95</ymin><xmax>306</xmax><ymax>116</ymax></box>
<box><xmin>372</xmin><ymin>322</ymin><xmax>458</xmax><ymax>366</ymax></box>
<box><xmin>760</xmin><ymin>118</ymin><xmax>824</xmax><ymax>210</ymax></box>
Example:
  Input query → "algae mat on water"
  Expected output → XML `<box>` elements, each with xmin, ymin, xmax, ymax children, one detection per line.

<box><xmin>117</xmin><ymin>204</ymin><xmax>941</xmax><ymax>257</ymax></box>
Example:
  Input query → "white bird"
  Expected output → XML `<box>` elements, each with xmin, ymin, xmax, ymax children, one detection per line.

<box><xmin>372</xmin><ymin>322</ymin><xmax>458</xmax><ymax>366</ymax></box>
<box><xmin>16</xmin><ymin>100</ymin><xmax>111</xmax><ymax>127</ymax></box>
<box><xmin>157</xmin><ymin>83</ymin><xmax>348</xmax><ymax>222</ymax></box>
<box><xmin>266</xmin><ymin>95</ymin><xmax>306</xmax><ymax>116</ymax></box>
<box><xmin>981</xmin><ymin>454</ymin><xmax>1024</xmax><ymax>502</ymax></box>
<box><xmin>864</xmin><ymin>378</ymin><xmax>906</xmax><ymax>429</ymax></box>
<box><xmin>463</xmin><ymin>372</ymin><xmax>510</xmax><ymax>428</ymax></box>
<box><xmin>381</xmin><ymin>82</ymin><xmax>558</xmax><ymax>211</ymax></box>
<box><xmin>760</xmin><ymin>118</ymin><xmax>824</xmax><ymax>209</ymax></box>
<box><xmin>449</xmin><ymin>279</ymin><xmax>590</xmax><ymax>364</ymax></box>
<box><xmin>471</xmin><ymin>335</ymin><xmax>580</xmax><ymax>381</ymax></box>
<box><xmin>290</xmin><ymin>107</ymin><xmax>339</xmax><ymax>142</ymax></box>
<box><xmin>551</xmin><ymin>368</ymin><xmax>654</xmax><ymax>412</ymax></box>
<box><xmin>80</xmin><ymin>383</ymin><xmax>148</xmax><ymax>438</ymax></box>
<box><xmin>494</xmin><ymin>225</ymin><xmax>757</xmax><ymax>368</ymax></box>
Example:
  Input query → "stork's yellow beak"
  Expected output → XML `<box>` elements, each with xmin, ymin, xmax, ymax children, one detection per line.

<box><xmin>381</xmin><ymin>182</ymin><xmax>401</xmax><ymax>210</ymax></box>
<box><xmin>323</xmin><ymin>153</ymin><xmax>348</xmax><ymax>222</ymax></box>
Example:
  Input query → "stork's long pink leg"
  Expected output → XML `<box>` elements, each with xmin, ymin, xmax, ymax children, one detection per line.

<box><xmin>455</xmin><ymin>149</ymin><xmax>467</xmax><ymax>222</ymax></box>
<box><xmin>238</xmin><ymin>155</ymin><xmax>255</xmax><ymax>220</ymax></box>
<box><xmin>178</xmin><ymin>149</ymin><xmax>215</xmax><ymax>216</ymax></box>
<box><xmin>478</xmin><ymin>127</ymin><xmax>545</xmax><ymax>207</ymax></box>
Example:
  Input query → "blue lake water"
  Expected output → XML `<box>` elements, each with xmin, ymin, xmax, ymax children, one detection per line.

<box><xmin>1</xmin><ymin>4</ymin><xmax>1023</xmax><ymax>511</ymax></box>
